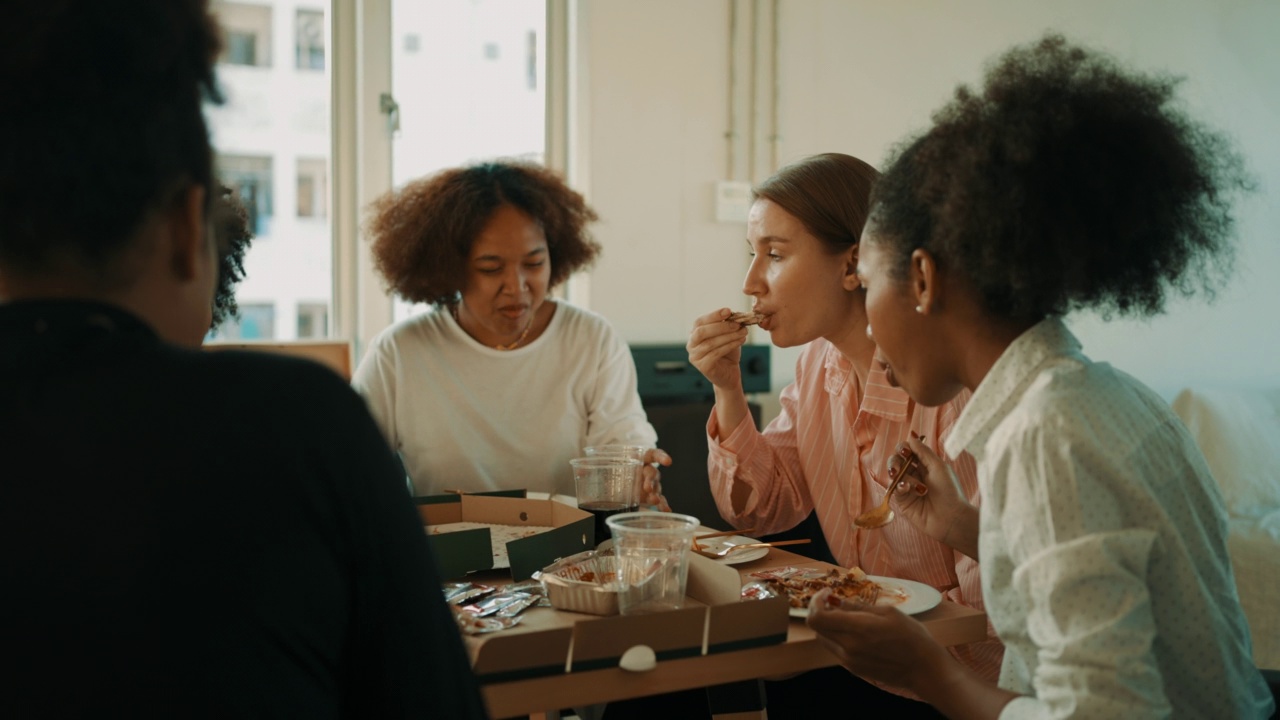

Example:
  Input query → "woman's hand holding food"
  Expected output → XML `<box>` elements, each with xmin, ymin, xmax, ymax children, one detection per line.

<box><xmin>686</xmin><ymin>308</ymin><xmax>749</xmax><ymax>391</ymax></box>
<box><xmin>687</xmin><ymin>308</ymin><xmax>758</xmax><ymax>442</ymax></box>
<box><xmin>889</xmin><ymin>435</ymin><xmax>980</xmax><ymax>560</ymax></box>
<box><xmin>640</xmin><ymin>447</ymin><xmax>673</xmax><ymax>512</ymax></box>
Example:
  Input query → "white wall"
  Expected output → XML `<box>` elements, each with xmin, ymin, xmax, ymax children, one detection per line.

<box><xmin>575</xmin><ymin>0</ymin><xmax>752</xmax><ymax>343</ymax></box>
<box><xmin>577</xmin><ymin>0</ymin><xmax>1280</xmax><ymax>410</ymax></box>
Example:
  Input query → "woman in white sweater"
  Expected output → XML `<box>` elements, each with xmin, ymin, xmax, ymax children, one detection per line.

<box><xmin>352</xmin><ymin>160</ymin><xmax>669</xmax><ymax>504</ymax></box>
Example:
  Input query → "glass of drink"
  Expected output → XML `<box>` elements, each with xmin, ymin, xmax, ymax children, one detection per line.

<box><xmin>606</xmin><ymin>511</ymin><xmax>700</xmax><ymax>614</ymax></box>
<box><xmin>569</xmin><ymin>456</ymin><xmax>642</xmax><ymax>545</ymax></box>
<box><xmin>583</xmin><ymin>444</ymin><xmax>650</xmax><ymax>507</ymax></box>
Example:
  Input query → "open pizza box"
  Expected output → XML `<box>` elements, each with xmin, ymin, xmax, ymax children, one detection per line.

<box><xmin>417</xmin><ymin>492</ymin><xmax>594</xmax><ymax>582</ymax></box>
<box><xmin>470</xmin><ymin>551</ymin><xmax>790</xmax><ymax>683</ymax></box>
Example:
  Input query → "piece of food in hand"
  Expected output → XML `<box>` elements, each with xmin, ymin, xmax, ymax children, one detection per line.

<box><xmin>728</xmin><ymin>310</ymin><xmax>765</xmax><ymax>326</ymax></box>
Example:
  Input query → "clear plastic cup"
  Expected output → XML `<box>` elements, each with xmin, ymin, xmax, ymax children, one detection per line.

<box><xmin>582</xmin><ymin>444</ymin><xmax>649</xmax><ymax>462</ymax></box>
<box><xmin>583</xmin><ymin>444</ymin><xmax>651</xmax><ymax>508</ymax></box>
<box><xmin>605</xmin><ymin>511</ymin><xmax>700</xmax><ymax>615</ymax></box>
<box><xmin>570</xmin><ymin>456</ymin><xmax>641</xmax><ymax>545</ymax></box>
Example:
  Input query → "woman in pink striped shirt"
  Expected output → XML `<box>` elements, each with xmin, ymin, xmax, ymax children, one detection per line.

<box><xmin>686</xmin><ymin>152</ymin><xmax>1002</xmax><ymax>715</ymax></box>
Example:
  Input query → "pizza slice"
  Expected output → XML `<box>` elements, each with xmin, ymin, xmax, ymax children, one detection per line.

<box><xmin>728</xmin><ymin>310</ymin><xmax>765</xmax><ymax>326</ymax></box>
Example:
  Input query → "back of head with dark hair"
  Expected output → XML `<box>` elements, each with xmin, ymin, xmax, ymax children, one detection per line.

<box><xmin>754</xmin><ymin>153</ymin><xmax>880</xmax><ymax>254</ymax></box>
<box><xmin>0</xmin><ymin>0</ymin><xmax>223</xmax><ymax>280</ymax></box>
<box><xmin>869</xmin><ymin>34</ymin><xmax>1253</xmax><ymax>321</ymax></box>
<box><xmin>367</xmin><ymin>160</ymin><xmax>600</xmax><ymax>305</ymax></box>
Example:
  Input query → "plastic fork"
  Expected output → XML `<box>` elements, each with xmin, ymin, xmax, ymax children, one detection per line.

<box><xmin>690</xmin><ymin>538</ymin><xmax>811</xmax><ymax>558</ymax></box>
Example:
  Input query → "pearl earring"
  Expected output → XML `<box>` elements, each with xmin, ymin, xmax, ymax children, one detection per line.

<box><xmin>915</xmin><ymin>305</ymin><xmax>924</xmax><ymax>314</ymax></box>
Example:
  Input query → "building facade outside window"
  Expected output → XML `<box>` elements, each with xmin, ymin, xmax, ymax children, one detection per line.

<box><xmin>218</xmin><ymin>2</ymin><xmax>273</xmax><ymax>68</ymax></box>
<box><xmin>296</xmin><ymin>157</ymin><xmax>328</xmax><ymax>218</ymax></box>
<box><xmin>219</xmin><ymin>155</ymin><xmax>274</xmax><ymax>236</ymax></box>
<box><xmin>297</xmin><ymin>302</ymin><xmax>329</xmax><ymax>338</ymax></box>
<box><xmin>296</xmin><ymin>8</ymin><xmax>325</xmax><ymax>70</ymax></box>
<box><xmin>206</xmin><ymin>0</ymin><xmax>549</xmax><ymax>340</ymax></box>
<box><xmin>209</xmin><ymin>0</ymin><xmax>333</xmax><ymax>341</ymax></box>
<box><xmin>214</xmin><ymin>303</ymin><xmax>276</xmax><ymax>340</ymax></box>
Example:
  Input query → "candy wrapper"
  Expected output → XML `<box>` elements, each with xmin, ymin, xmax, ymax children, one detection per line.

<box><xmin>507</xmin><ymin>579</ymin><xmax>553</xmax><ymax>607</ymax></box>
<box><xmin>459</xmin><ymin>590</ymin><xmax>539</xmax><ymax>619</ymax></box>
<box><xmin>740</xmin><ymin>581</ymin><xmax>783</xmax><ymax>602</ymax></box>
<box><xmin>455</xmin><ymin>611</ymin><xmax>522</xmax><ymax>635</ymax></box>
<box><xmin>444</xmin><ymin>581</ymin><xmax>543</xmax><ymax>635</ymax></box>
<box><xmin>443</xmin><ymin>581</ymin><xmax>496</xmax><ymax>605</ymax></box>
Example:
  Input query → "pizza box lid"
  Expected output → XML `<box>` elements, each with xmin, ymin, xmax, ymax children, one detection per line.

<box><xmin>418</xmin><ymin>492</ymin><xmax>594</xmax><ymax>581</ymax></box>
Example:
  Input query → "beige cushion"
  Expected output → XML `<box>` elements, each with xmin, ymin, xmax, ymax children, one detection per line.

<box><xmin>1171</xmin><ymin>387</ymin><xmax>1280</xmax><ymax>519</ymax></box>
<box><xmin>1172</xmin><ymin>386</ymin><xmax>1280</xmax><ymax>668</ymax></box>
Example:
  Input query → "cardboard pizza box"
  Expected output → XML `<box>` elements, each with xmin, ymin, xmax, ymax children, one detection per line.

<box><xmin>469</xmin><ymin>549</ymin><xmax>790</xmax><ymax>684</ymax></box>
<box><xmin>418</xmin><ymin>492</ymin><xmax>594</xmax><ymax>581</ymax></box>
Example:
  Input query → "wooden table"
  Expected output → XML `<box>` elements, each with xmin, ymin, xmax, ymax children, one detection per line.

<box><xmin>465</xmin><ymin>546</ymin><xmax>989</xmax><ymax>719</ymax></box>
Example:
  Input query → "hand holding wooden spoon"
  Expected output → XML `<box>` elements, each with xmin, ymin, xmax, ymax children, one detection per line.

<box><xmin>886</xmin><ymin>434</ymin><xmax>980</xmax><ymax>560</ymax></box>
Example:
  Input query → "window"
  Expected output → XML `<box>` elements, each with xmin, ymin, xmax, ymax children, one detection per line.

<box><xmin>209</xmin><ymin>1</ymin><xmax>333</xmax><ymax>342</ymax></box>
<box><xmin>226</xmin><ymin>31</ymin><xmax>259</xmax><ymax>66</ymax></box>
<box><xmin>296</xmin><ymin>158</ymin><xmax>327</xmax><ymax>218</ymax></box>
<box><xmin>297</xmin><ymin>302</ymin><xmax>329</xmax><ymax>338</ymax></box>
<box><xmin>219</xmin><ymin>155</ymin><xmax>274</xmax><ymax>235</ymax></box>
<box><xmin>295</xmin><ymin>9</ymin><xmax>325</xmax><ymax>70</ymax></box>
<box><xmin>217</xmin><ymin>2</ymin><xmax>273</xmax><ymax>68</ymax></box>
<box><xmin>206</xmin><ymin>0</ymin><xmax>554</xmax><ymax>346</ymax></box>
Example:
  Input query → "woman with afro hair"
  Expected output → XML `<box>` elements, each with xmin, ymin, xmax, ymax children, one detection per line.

<box><xmin>807</xmin><ymin>35</ymin><xmax>1274</xmax><ymax>718</ymax></box>
<box><xmin>352</xmin><ymin>160</ymin><xmax>670</xmax><ymax>506</ymax></box>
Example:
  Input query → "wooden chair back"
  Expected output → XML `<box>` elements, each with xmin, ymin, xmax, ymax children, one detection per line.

<box><xmin>204</xmin><ymin>340</ymin><xmax>354</xmax><ymax>380</ymax></box>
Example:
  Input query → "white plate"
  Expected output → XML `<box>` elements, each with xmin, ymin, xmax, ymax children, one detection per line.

<box><xmin>786</xmin><ymin>575</ymin><xmax>943</xmax><ymax>618</ymax></box>
<box><xmin>697</xmin><ymin>535</ymin><xmax>770</xmax><ymax>565</ymax></box>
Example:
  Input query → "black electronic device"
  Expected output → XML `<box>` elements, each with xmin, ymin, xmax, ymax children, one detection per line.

<box><xmin>630</xmin><ymin>343</ymin><xmax>770</xmax><ymax>404</ymax></box>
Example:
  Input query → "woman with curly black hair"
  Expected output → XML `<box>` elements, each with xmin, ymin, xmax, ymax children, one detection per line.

<box><xmin>807</xmin><ymin>35</ymin><xmax>1273</xmax><ymax>718</ymax></box>
<box><xmin>353</xmin><ymin>160</ymin><xmax>671</xmax><ymax>506</ymax></box>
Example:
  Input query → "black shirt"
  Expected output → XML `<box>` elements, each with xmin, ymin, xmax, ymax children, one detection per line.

<box><xmin>0</xmin><ymin>300</ymin><xmax>488</xmax><ymax>718</ymax></box>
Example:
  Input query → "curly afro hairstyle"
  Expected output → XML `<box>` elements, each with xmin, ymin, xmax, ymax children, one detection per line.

<box><xmin>209</xmin><ymin>184</ymin><xmax>254</xmax><ymax>332</ymax></box>
<box><xmin>366</xmin><ymin>160</ymin><xmax>601</xmax><ymax>306</ymax></box>
<box><xmin>869</xmin><ymin>34</ymin><xmax>1253</xmax><ymax>322</ymax></box>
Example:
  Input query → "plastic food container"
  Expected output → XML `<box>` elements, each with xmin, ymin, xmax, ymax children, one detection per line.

<box><xmin>536</xmin><ymin>550</ymin><xmax>621</xmax><ymax>616</ymax></box>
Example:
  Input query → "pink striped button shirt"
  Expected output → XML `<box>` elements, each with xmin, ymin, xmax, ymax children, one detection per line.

<box><xmin>708</xmin><ymin>339</ymin><xmax>1002</xmax><ymax>684</ymax></box>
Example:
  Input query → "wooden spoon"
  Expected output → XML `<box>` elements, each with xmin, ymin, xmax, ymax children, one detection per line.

<box><xmin>853</xmin><ymin>452</ymin><xmax>919</xmax><ymax>529</ymax></box>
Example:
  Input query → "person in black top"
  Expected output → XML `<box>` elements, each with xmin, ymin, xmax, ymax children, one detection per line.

<box><xmin>0</xmin><ymin>1</ymin><xmax>488</xmax><ymax>717</ymax></box>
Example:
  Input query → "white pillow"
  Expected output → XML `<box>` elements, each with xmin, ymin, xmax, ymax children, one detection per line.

<box><xmin>1171</xmin><ymin>388</ymin><xmax>1280</xmax><ymax>519</ymax></box>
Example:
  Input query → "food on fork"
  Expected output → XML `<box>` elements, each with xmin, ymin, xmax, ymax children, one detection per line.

<box><xmin>728</xmin><ymin>310</ymin><xmax>765</xmax><ymax>326</ymax></box>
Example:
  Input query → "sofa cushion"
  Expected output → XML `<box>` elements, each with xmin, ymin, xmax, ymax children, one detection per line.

<box><xmin>1171</xmin><ymin>388</ymin><xmax>1280</xmax><ymax>519</ymax></box>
